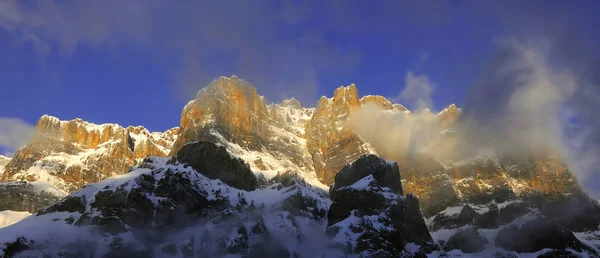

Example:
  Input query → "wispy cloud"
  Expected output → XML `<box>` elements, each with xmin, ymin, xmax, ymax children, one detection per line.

<box><xmin>0</xmin><ymin>1</ymin><xmax>369</xmax><ymax>105</ymax></box>
<box><xmin>397</xmin><ymin>71</ymin><xmax>435</xmax><ymax>111</ymax></box>
<box><xmin>0</xmin><ymin>118</ymin><xmax>34</xmax><ymax>155</ymax></box>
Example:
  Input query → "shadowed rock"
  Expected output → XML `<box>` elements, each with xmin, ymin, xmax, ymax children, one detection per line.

<box><xmin>175</xmin><ymin>141</ymin><xmax>257</xmax><ymax>191</ymax></box>
<box><xmin>0</xmin><ymin>182</ymin><xmax>61</xmax><ymax>213</ymax></box>
<box><xmin>330</xmin><ymin>154</ymin><xmax>403</xmax><ymax>196</ymax></box>
<box><xmin>495</xmin><ymin>218</ymin><xmax>597</xmax><ymax>255</ymax></box>
<box><xmin>443</xmin><ymin>227</ymin><xmax>489</xmax><ymax>253</ymax></box>
<box><xmin>326</xmin><ymin>155</ymin><xmax>437</xmax><ymax>257</ymax></box>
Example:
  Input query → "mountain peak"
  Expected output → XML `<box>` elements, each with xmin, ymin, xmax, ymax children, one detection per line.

<box><xmin>438</xmin><ymin>103</ymin><xmax>461</xmax><ymax>128</ymax></box>
<box><xmin>279</xmin><ymin>97</ymin><xmax>302</xmax><ymax>109</ymax></box>
<box><xmin>333</xmin><ymin>83</ymin><xmax>359</xmax><ymax>105</ymax></box>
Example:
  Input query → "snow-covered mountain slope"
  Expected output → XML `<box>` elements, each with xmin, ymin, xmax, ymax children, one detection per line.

<box><xmin>1</xmin><ymin>144</ymin><xmax>597</xmax><ymax>258</ymax></box>
<box><xmin>0</xmin><ymin>142</ymin><xmax>337</xmax><ymax>257</ymax></box>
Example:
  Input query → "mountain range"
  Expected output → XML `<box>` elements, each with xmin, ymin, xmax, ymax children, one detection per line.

<box><xmin>0</xmin><ymin>75</ymin><xmax>598</xmax><ymax>258</ymax></box>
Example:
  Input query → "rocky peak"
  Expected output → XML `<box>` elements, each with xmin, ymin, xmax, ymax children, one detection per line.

<box><xmin>171</xmin><ymin>75</ymin><xmax>270</xmax><ymax>154</ymax></box>
<box><xmin>437</xmin><ymin>104</ymin><xmax>461</xmax><ymax>128</ymax></box>
<box><xmin>326</xmin><ymin>154</ymin><xmax>437</xmax><ymax>256</ymax></box>
<box><xmin>306</xmin><ymin>84</ymin><xmax>375</xmax><ymax>186</ymax></box>
<box><xmin>169</xmin><ymin>76</ymin><xmax>318</xmax><ymax>185</ymax></box>
<box><xmin>330</xmin><ymin>154</ymin><xmax>403</xmax><ymax>196</ymax></box>
<box><xmin>332</xmin><ymin>84</ymin><xmax>359</xmax><ymax>107</ymax></box>
<box><xmin>279</xmin><ymin>97</ymin><xmax>302</xmax><ymax>109</ymax></box>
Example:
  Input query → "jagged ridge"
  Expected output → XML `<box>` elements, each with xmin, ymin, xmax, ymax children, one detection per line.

<box><xmin>0</xmin><ymin>75</ymin><xmax>598</xmax><ymax>257</ymax></box>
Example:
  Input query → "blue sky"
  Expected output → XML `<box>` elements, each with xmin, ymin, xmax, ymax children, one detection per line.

<box><xmin>0</xmin><ymin>0</ymin><xmax>599</xmax><ymax>155</ymax></box>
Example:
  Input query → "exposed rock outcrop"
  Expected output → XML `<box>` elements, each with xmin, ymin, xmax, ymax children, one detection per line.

<box><xmin>305</xmin><ymin>84</ymin><xmax>375</xmax><ymax>186</ymax></box>
<box><xmin>169</xmin><ymin>76</ymin><xmax>317</xmax><ymax>185</ymax></box>
<box><xmin>0</xmin><ymin>182</ymin><xmax>60</xmax><ymax>213</ymax></box>
<box><xmin>330</xmin><ymin>154</ymin><xmax>403</xmax><ymax>196</ymax></box>
<box><xmin>175</xmin><ymin>141</ymin><xmax>258</xmax><ymax>191</ymax></box>
<box><xmin>170</xmin><ymin>76</ymin><xmax>270</xmax><ymax>153</ymax></box>
<box><xmin>326</xmin><ymin>154</ymin><xmax>437</xmax><ymax>257</ymax></box>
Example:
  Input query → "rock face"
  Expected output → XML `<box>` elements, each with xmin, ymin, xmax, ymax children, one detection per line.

<box><xmin>0</xmin><ymin>115</ymin><xmax>177</xmax><ymax>197</ymax></box>
<box><xmin>170</xmin><ymin>76</ymin><xmax>270</xmax><ymax>153</ymax></box>
<box><xmin>330</xmin><ymin>154</ymin><xmax>403</xmax><ymax>196</ymax></box>
<box><xmin>305</xmin><ymin>85</ymin><xmax>375</xmax><ymax>186</ymax></box>
<box><xmin>326</xmin><ymin>155</ymin><xmax>437</xmax><ymax>257</ymax></box>
<box><xmin>169</xmin><ymin>76</ymin><xmax>318</xmax><ymax>186</ymax></box>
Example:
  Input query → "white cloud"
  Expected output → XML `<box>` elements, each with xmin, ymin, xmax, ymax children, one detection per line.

<box><xmin>0</xmin><ymin>118</ymin><xmax>34</xmax><ymax>153</ymax></box>
<box><xmin>397</xmin><ymin>71</ymin><xmax>435</xmax><ymax>111</ymax></box>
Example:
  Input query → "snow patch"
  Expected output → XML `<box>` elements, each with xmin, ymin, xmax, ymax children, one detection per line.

<box><xmin>210</xmin><ymin>131</ymin><xmax>327</xmax><ymax>190</ymax></box>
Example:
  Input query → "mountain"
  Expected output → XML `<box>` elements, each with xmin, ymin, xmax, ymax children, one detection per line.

<box><xmin>0</xmin><ymin>115</ymin><xmax>177</xmax><ymax>212</ymax></box>
<box><xmin>0</xmin><ymin>75</ymin><xmax>599</xmax><ymax>257</ymax></box>
<box><xmin>0</xmin><ymin>142</ymin><xmax>439</xmax><ymax>257</ymax></box>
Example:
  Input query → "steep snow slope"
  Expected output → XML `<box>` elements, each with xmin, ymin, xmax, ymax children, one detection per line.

<box><xmin>0</xmin><ymin>151</ymin><xmax>337</xmax><ymax>257</ymax></box>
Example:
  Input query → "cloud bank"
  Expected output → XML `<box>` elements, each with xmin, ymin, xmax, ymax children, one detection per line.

<box><xmin>348</xmin><ymin>37</ymin><xmax>600</xmax><ymax>198</ymax></box>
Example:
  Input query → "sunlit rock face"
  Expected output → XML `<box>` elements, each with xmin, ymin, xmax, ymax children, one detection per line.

<box><xmin>305</xmin><ymin>84</ymin><xmax>376</xmax><ymax>186</ymax></box>
<box><xmin>170</xmin><ymin>75</ymin><xmax>270</xmax><ymax>153</ymax></box>
<box><xmin>0</xmin><ymin>115</ymin><xmax>177</xmax><ymax>194</ymax></box>
<box><xmin>169</xmin><ymin>75</ymin><xmax>318</xmax><ymax>185</ymax></box>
